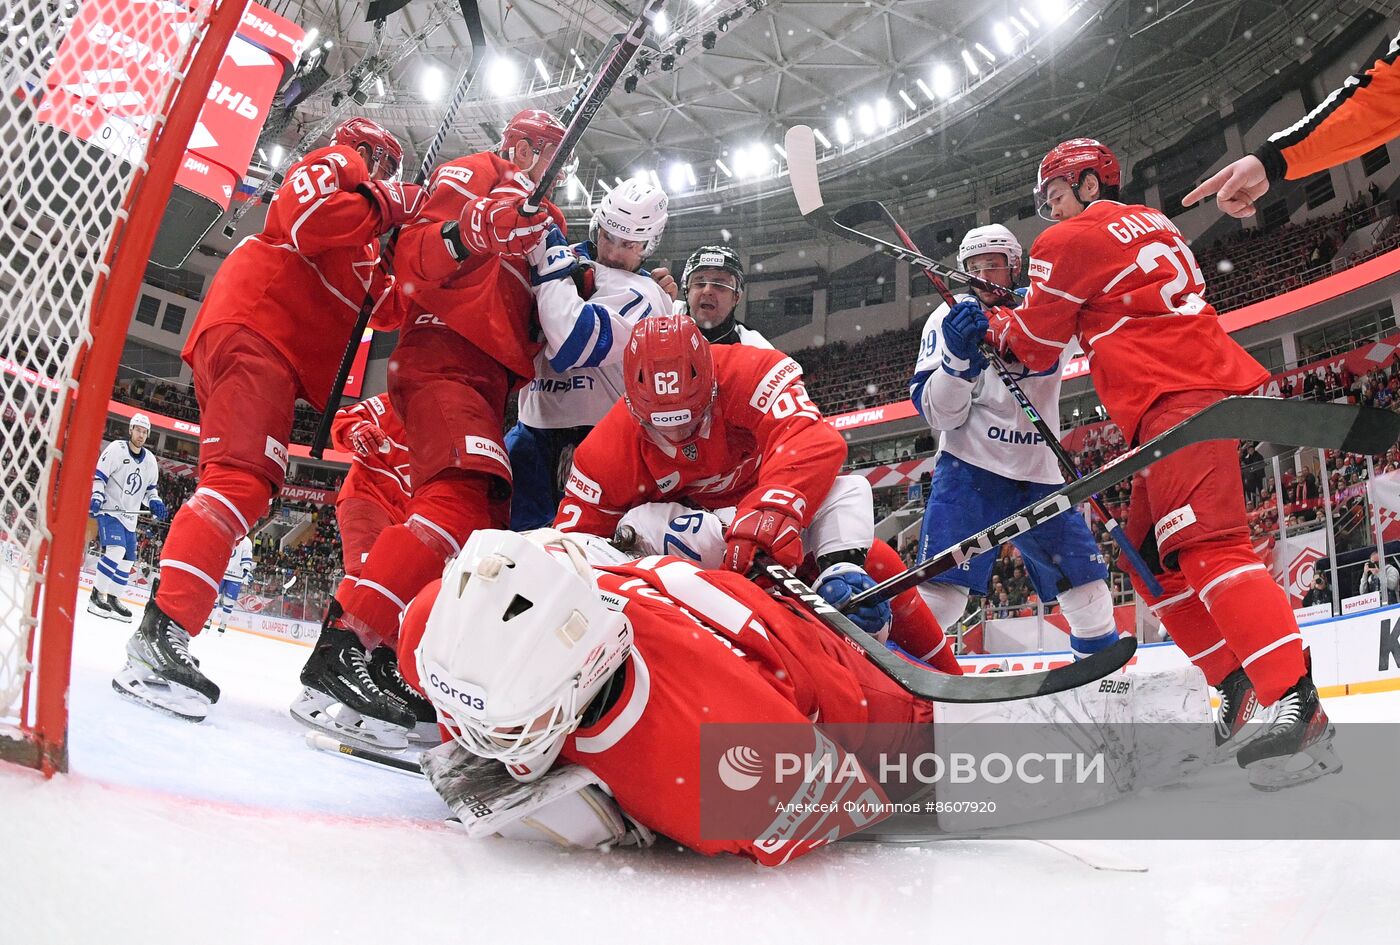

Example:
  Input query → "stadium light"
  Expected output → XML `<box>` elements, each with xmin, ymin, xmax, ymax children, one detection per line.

<box><xmin>1008</xmin><ymin>16</ymin><xmax>1030</xmax><ymax>38</ymax></box>
<box><xmin>916</xmin><ymin>77</ymin><xmax>935</xmax><ymax>101</ymax></box>
<box><xmin>488</xmin><ymin>57</ymin><xmax>519</xmax><ymax>96</ymax></box>
<box><xmin>876</xmin><ymin>97</ymin><xmax>893</xmax><ymax>127</ymax></box>
<box><xmin>1020</xmin><ymin>6</ymin><xmax>1041</xmax><ymax>28</ymax></box>
<box><xmin>656</xmin><ymin>11</ymin><xmax>670</xmax><ymax>35</ymax></box>
<box><xmin>668</xmin><ymin>163</ymin><xmax>686</xmax><ymax>191</ymax></box>
<box><xmin>732</xmin><ymin>147</ymin><xmax>752</xmax><ymax>179</ymax></box>
<box><xmin>773</xmin><ymin>143</ymin><xmax>787</xmax><ymax>159</ymax></box>
<box><xmin>975</xmin><ymin>42</ymin><xmax>996</xmax><ymax>63</ymax></box>
<box><xmin>571</xmin><ymin>48</ymin><xmax>586</xmax><ymax>70</ymax></box>
<box><xmin>716</xmin><ymin>158</ymin><xmax>733</xmax><ymax>177</ymax></box>
<box><xmin>960</xmin><ymin>49</ymin><xmax>980</xmax><ymax>76</ymax></box>
<box><xmin>857</xmin><ymin>103</ymin><xmax>876</xmax><ymax>135</ymax></box>
<box><xmin>835</xmin><ymin>116</ymin><xmax>852</xmax><ymax>144</ymax></box>
<box><xmin>685</xmin><ymin>163</ymin><xmax>697</xmax><ymax>186</ymax></box>
<box><xmin>598</xmin><ymin>178</ymin><xmax>614</xmax><ymax>193</ymax></box>
<box><xmin>994</xmin><ymin>22</ymin><xmax>1016</xmax><ymax>55</ymax></box>
<box><xmin>420</xmin><ymin>64</ymin><xmax>446</xmax><ymax>101</ymax></box>
<box><xmin>271</xmin><ymin>145</ymin><xmax>284</xmax><ymax>164</ymax></box>
<box><xmin>374</xmin><ymin>76</ymin><xmax>385</xmax><ymax>98</ymax></box>
<box><xmin>812</xmin><ymin>127</ymin><xmax>832</xmax><ymax>148</ymax></box>
<box><xmin>303</xmin><ymin>28</ymin><xmax>319</xmax><ymax>46</ymax></box>
<box><xmin>898</xmin><ymin>89</ymin><xmax>918</xmax><ymax>110</ymax></box>
<box><xmin>648</xmin><ymin>168</ymin><xmax>662</xmax><ymax>191</ymax></box>
<box><xmin>1038</xmin><ymin>0</ymin><xmax>1069</xmax><ymax>25</ymax></box>
<box><xmin>933</xmin><ymin>63</ymin><xmax>955</xmax><ymax>98</ymax></box>
<box><xmin>534</xmin><ymin>58</ymin><xmax>550</xmax><ymax>83</ymax></box>
<box><xmin>567</xmin><ymin>174</ymin><xmax>579</xmax><ymax>202</ymax></box>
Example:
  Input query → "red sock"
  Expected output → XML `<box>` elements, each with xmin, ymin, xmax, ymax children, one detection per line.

<box><xmin>1133</xmin><ymin>567</ymin><xmax>1240</xmax><ymax>688</ymax></box>
<box><xmin>1178</xmin><ymin>544</ymin><xmax>1305</xmax><ymax>706</ymax></box>
<box><xmin>864</xmin><ymin>539</ymin><xmax>962</xmax><ymax>675</ymax></box>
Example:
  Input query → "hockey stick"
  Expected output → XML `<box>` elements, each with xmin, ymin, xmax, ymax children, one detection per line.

<box><xmin>832</xmin><ymin>197</ymin><xmax>1164</xmax><ymax>595</ymax></box>
<box><xmin>520</xmin><ymin>0</ymin><xmax>667</xmax><ymax>214</ymax></box>
<box><xmin>305</xmin><ymin>730</ymin><xmax>423</xmax><ymax>776</ymax></box>
<box><xmin>847</xmin><ymin>396</ymin><xmax>1400</xmax><ymax>609</ymax></box>
<box><xmin>309</xmin><ymin>0</ymin><xmax>487</xmax><ymax>457</ymax></box>
<box><xmin>761</xmin><ymin>558</ymin><xmax>1137</xmax><ymax>703</ymax></box>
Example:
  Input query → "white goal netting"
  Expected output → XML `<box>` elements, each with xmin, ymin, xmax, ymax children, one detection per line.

<box><xmin>1</xmin><ymin>0</ymin><xmax>220</xmax><ymax>762</ymax></box>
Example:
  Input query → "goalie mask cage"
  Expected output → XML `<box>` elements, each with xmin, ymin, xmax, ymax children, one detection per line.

<box><xmin>0</xmin><ymin>0</ymin><xmax>245</xmax><ymax>774</ymax></box>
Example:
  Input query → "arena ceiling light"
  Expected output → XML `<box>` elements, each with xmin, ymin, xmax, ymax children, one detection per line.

<box><xmin>655</xmin><ymin>11</ymin><xmax>670</xmax><ymax>35</ymax></box>
<box><xmin>915</xmin><ymin>77</ymin><xmax>935</xmax><ymax>101</ymax></box>
<box><xmin>932</xmin><ymin>63</ymin><xmax>955</xmax><ymax>98</ymax></box>
<box><xmin>834</xmin><ymin>116</ymin><xmax>851</xmax><ymax>144</ymax></box>
<box><xmin>1008</xmin><ymin>16</ymin><xmax>1030</xmax><ymax>38</ymax></box>
<box><xmin>974</xmin><ymin>42</ymin><xmax>996</xmax><ymax>63</ymax></box>
<box><xmin>1020</xmin><ymin>6</ymin><xmax>1041</xmax><ymax>28</ymax></box>
<box><xmin>994</xmin><ymin>21</ymin><xmax>1016</xmax><ymax>55</ymax></box>
<box><xmin>488</xmin><ymin>56</ymin><xmax>519</xmax><ymax>97</ymax></box>
<box><xmin>715</xmin><ymin>158</ymin><xmax>733</xmax><ymax>177</ymax></box>
<box><xmin>1039</xmin><ymin>0</ymin><xmax>1070</xmax><ymax>25</ymax></box>
<box><xmin>875</xmin><ymin>97</ymin><xmax>893</xmax><ymax>128</ymax></box>
<box><xmin>534</xmin><ymin>57</ymin><xmax>550</xmax><ymax>83</ymax></box>
<box><xmin>419</xmin><ymin>63</ymin><xmax>446</xmax><ymax>101</ymax></box>
<box><xmin>856</xmin><ymin>103</ymin><xmax>876</xmax><ymax>135</ymax></box>
<box><xmin>898</xmin><ymin>89</ymin><xmax>918</xmax><ymax>110</ymax></box>
<box><xmin>567</xmin><ymin>174</ymin><xmax>579</xmax><ymax>202</ymax></box>
<box><xmin>811</xmin><ymin>127</ymin><xmax>832</xmax><ymax>148</ymax></box>
<box><xmin>960</xmin><ymin>49</ymin><xmax>980</xmax><ymax>76</ymax></box>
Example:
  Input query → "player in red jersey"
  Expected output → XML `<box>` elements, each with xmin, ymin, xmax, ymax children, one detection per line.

<box><xmin>294</xmin><ymin>109</ymin><xmax>570</xmax><ymax>747</ymax></box>
<box><xmin>556</xmin><ymin>314</ymin><xmax>961</xmax><ymax>674</ymax></box>
<box><xmin>397</xmin><ymin>529</ymin><xmax>934</xmax><ymax>866</ymax></box>
<box><xmin>963</xmin><ymin>138</ymin><xmax>1339</xmax><ymax>790</ymax></box>
<box><xmin>113</xmin><ymin>118</ymin><xmax>423</xmax><ymax>723</ymax></box>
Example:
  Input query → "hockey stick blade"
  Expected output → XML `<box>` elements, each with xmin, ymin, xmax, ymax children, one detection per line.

<box><xmin>305</xmin><ymin>730</ymin><xmax>424</xmax><ymax>776</ymax></box>
<box><xmin>761</xmin><ymin>559</ymin><xmax>1136</xmax><ymax>703</ymax></box>
<box><xmin>849</xmin><ymin>397</ymin><xmax>1400</xmax><ymax>609</ymax></box>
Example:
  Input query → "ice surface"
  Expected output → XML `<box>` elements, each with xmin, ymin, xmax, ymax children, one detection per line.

<box><xmin>3</xmin><ymin>607</ymin><xmax>1397</xmax><ymax>943</ymax></box>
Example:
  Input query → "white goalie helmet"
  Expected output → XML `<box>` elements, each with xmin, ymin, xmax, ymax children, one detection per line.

<box><xmin>415</xmin><ymin>529</ymin><xmax>633</xmax><ymax>782</ymax></box>
<box><xmin>957</xmin><ymin>224</ymin><xmax>1023</xmax><ymax>273</ymax></box>
<box><xmin>590</xmin><ymin>176</ymin><xmax>669</xmax><ymax>256</ymax></box>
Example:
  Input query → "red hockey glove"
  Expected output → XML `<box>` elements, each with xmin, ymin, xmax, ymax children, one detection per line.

<box><xmin>983</xmin><ymin>306</ymin><xmax>1017</xmax><ymax>357</ymax></box>
<box><xmin>360</xmin><ymin>180</ymin><xmax>427</xmax><ymax>229</ymax></box>
<box><xmin>347</xmin><ymin>420</ymin><xmax>390</xmax><ymax>456</ymax></box>
<box><xmin>723</xmin><ymin>488</ymin><xmax>808</xmax><ymax>574</ymax></box>
<box><xmin>458</xmin><ymin>186</ymin><xmax>551</xmax><ymax>258</ymax></box>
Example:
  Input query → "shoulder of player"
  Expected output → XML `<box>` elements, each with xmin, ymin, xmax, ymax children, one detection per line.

<box><xmin>293</xmin><ymin>144</ymin><xmax>369</xmax><ymax>181</ymax></box>
<box><xmin>715</xmin><ymin>346</ymin><xmax>804</xmax><ymax>412</ymax></box>
<box><xmin>427</xmin><ymin>151</ymin><xmax>516</xmax><ymax>197</ymax></box>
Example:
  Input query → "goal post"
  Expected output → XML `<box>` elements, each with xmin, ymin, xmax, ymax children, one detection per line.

<box><xmin>0</xmin><ymin>0</ymin><xmax>249</xmax><ymax>774</ymax></box>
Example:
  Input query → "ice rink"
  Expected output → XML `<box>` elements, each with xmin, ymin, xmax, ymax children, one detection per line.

<box><xmin>4</xmin><ymin>606</ymin><xmax>1397</xmax><ymax>945</ymax></box>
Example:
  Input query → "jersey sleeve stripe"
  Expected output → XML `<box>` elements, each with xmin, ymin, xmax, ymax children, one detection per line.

<box><xmin>93</xmin><ymin>470</ymin><xmax>109</xmax><ymax>482</ymax></box>
<box><xmin>550</xmin><ymin>302</ymin><xmax>606</xmax><ymax>372</ymax></box>
<box><xmin>579</xmin><ymin>304</ymin><xmax>615</xmax><ymax>369</ymax></box>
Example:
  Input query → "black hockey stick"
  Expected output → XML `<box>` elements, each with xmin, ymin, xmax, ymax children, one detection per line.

<box><xmin>848</xmin><ymin>396</ymin><xmax>1400</xmax><ymax>609</ymax></box>
<box><xmin>310</xmin><ymin>0</ymin><xmax>486</xmax><ymax>457</ymax></box>
<box><xmin>520</xmin><ymin>0</ymin><xmax>666</xmax><ymax>214</ymax></box>
<box><xmin>304</xmin><ymin>730</ymin><xmax>423</xmax><ymax>775</ymax></box>
<box><xmin>833</xmin><ymin>197</ymin><xmax>1164</xmax><ymax>595</ymax></box>
<box><xmin>760</xmin><ymin>559</ymin><xmax>1137</xmax><ymax>703</ymax></box>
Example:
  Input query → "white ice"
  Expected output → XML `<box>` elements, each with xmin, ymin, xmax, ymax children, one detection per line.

<box><xmin>3</xmin><ymin>605</ymin><xmax>1397</xmax><ymax>944</ymax></box>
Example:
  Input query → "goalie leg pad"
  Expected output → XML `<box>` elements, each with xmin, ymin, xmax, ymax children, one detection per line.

<box><xmin>155</xmin><ymin>466</ymin><xmax>272</xmax><ymax>635</ymax></box>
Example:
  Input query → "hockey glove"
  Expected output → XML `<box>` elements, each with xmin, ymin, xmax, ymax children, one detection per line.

<box><xmin>458</xmin><ymin>186</ymin><xmax>551</xmax><ymax>258</ymax></box>
<box><xmin>724</xmin><ymin>488</ymin><xmax>807</xmax><ymax>574</ymax></box>
<box><xmin>148</xmin><ymin>498</ymin><xmax>168</xmax><ymax>521</ymax></box>
<box><xmin>815</xmin><ymin>562</ymin><xmax>892</xmax><ymax>640</ymax></box>
<box><xmin>528</xmin><ymin>224</ymin><xmax>584</xmax><ymax>286</ymax></box>
<box><xmin>89</xmin><ymin>495</ymin><xmax>102</xmax><ymax>517</ymax></box>
<box><xmin>346</xmin><ymin>419</ymin><xmax>390</xmax><ymax>456</ymax></box>
<box><xmin>941</xmin><ymin>299</ymin><xmax>989</xmax><ymax>380</ymax></box>
<box><xmin>984</xmin><ymin>306</ymin><xmax>1018</xmax><ymax>357</ymax></box>
<box><xmin>359</xmin><ymin>180</ymin><xmax>427</xmax><ymax>230</ymax></box>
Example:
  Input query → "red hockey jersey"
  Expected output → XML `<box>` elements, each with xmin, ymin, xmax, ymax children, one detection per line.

<box><xmin>330</xmin><ymin>394</ymin><xmax>411</xmax><ymax>518</ymax></box>
<box><xmin>555</xmin><ymin>345</ymin><xmax>846</xmax><ymax>537</ymax></box>
<box><xmin>394</xmin><ymin>151</ymin><xmax>565</xmax><ymax>380</ymax></box>
<box><xmin>991</xmin><ymin>200</ymin><xmax>1269</xmax><ymax>441</ymax></box>
<box><xmin>183</xmin><ymin>145</ymin><xmax>401</xmax><ymax>411</ymax></box>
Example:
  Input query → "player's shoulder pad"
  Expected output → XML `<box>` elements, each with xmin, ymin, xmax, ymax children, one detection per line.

<box><xmin>716</xmin><ymin>345</ymin><xmax>806</xmax><ymax>416</ymax></box>
<box><xmin>428</xmin><ymin>150</ymin><xmax>509</xmax><ymax>200</ymax></box>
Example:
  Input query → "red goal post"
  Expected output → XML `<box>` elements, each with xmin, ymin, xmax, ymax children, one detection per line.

<box><xmin>0</xmin><ymin>0</ymin><xmax>247</xmax><ymax>774</ymax></box>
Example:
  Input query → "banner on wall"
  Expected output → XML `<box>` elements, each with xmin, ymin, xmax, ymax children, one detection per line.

<box><xmin>1367</xmin><ymin>469</ymin><xmax>1400</xmax><ymax>543</ymax></box>
<box><xmin>1271</xmin><ymin>528</ymin><xmax>1329</xmax><ymax>606</ymax></box>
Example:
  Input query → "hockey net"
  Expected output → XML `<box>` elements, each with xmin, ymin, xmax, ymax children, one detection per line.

<box><xmin>0</xmin><ymin>0</ymin><xmax>244</xmax><ymax>773</ymax></box>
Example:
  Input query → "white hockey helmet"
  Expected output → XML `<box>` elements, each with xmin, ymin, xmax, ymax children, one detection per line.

<box><xmin>129</xmin><ymin>413</ymin><xmax>151</xmax><ymax>432</ymax></box>
<box><xmin>590</xmin><ymin>176</ymin><xmax>669</xmax><ymax>256</ymax></box>
<box><xmin>957</xmin><ymin>224</ymin><xmax>1023</xmax><ymax>273</ymax></box>
<box><xmin>415</xmin><ymin>528</ymin><xmax>633</xmax><ymax>782</ymax></box>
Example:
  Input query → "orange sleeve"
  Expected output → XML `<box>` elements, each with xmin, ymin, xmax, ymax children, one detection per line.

<box><xmin>1256</xmin><ymin>34</ymin><xmax>1400</xmax><ymax>182</ymax></box>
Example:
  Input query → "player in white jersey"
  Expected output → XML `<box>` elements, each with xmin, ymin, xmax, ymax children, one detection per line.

<box><xmin>88</xmin><ymin>413</ymin><xmax>167</xmax><ymax>622</ymax></box>
<box><xmin>677</xmin><ymin>245</ymin><xmax>773</xmax><ymax>348</ymax></box>
<box><xmin>909</xmin><ymin>225</ymin><xmax>1118</xmax><ymax>660</ymax></box>
<box><xmin>507</xmin><ymin>178</ymin><xmax>674</xmax><ymax>529</ymax></box>
<box><xmin>208</xmin><ymin>535</ymin><xmax>254</xmax><ymax>634</ymax></box>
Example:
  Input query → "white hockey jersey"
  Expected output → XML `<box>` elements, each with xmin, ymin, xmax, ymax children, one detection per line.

<box><xmin>909</xmin><ymin>291</ymin><xmax>1064</xmax><ymax>484</ymax></box>
<box><xmin>90</xmin><ymin>440</ymin><xmax>162</xmax><ymax>530</ymax></box>
<box><xmin>223</xmin><ymin>536</ymin><xmax>254</xmax><ymax>583</ymax></box>
<box><xmin>518</xmin><ymin>264</ymin><xmax>673</xmax><ymax>429</ymax></box>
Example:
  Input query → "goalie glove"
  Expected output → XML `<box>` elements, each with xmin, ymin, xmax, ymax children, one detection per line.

<box><xmin>815</xmin><ymin>562</ymin><xmax>892</xmax><ymax>641</ymax></box>
<box><xmin>458</xmin><ymin>184</ymin><xmax>551</xmax><ymax>258</ymax></box>
<box><xmin>346</xmin><ymin>419</ymin><xmax>390</xmax><ymax>456</ymax></box>
<box><xmin>359</xmin><ymin>180</ymin><xmax>427</xmax><ymax>230</ymax></box>
<box><xmin>724</xmin><ymin>487</ymin><xmax>807</xmax><ymax>574</ymax></box>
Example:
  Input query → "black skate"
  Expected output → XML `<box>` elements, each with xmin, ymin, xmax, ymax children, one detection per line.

<box><xmin>106</xmin><ymin>593</ymin><xmax>133</xmax><ymax>623</ymax></box>
<box><xmin>86</xmin><ymin>586</ymin><xmax>113</xmax><ymax>619</ymax></box>
<box><xmin>290</xmin><ymin>601</ymin><xmax>415</xmax><ymax>751</ymax></box>
<box><xmin>111</xmin><ymin>601</ymin><xmax>220</xmax><ymax>722</ymax></box>
<box><xmin>369</xmin><ymin>645</ymin><xmax>440</xmax><ymax>744</ymax></box>
<box><xmin>1212</xmin><ymin>667</ymin><xmax>1269</xmax><ymax>757</ymax></box>
<box><xmin>1236</xmin><ymin>673</ymin><xmax>1342</xmax><ymax>791</ymax></box>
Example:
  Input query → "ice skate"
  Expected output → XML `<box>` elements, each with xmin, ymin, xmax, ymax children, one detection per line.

<box><xmin>369</xmin><ymin>644</ymin><xmax>441</xmax><ymax>744</ymax></box>
<box><xmin>1211</xmin><ymin>667</ymin><xmax>1272</xmax><ymax>758</ymax></box>
<box><xmin>106</xmin><ymin>593</ymin><xmax>133</xmax><ymax>623</ymax></box>
<box><xmin>1236</xmin><ymin>673</ymin><xmax>1342</xmax><ymax>791</ymax></box>
<box><xmin>291</xmin><ymin>601</ymin><xmax>415</xmax><ymax>751</ymax></box>
<box><xmin>111</xmin><ymin>601</ymin><xmax>220</xmax><ymax>722</ymax></box>
<box><xmin>87</xmin><ymin>586</ymin><xmax>113</xmax><ymax>619</ymax></box>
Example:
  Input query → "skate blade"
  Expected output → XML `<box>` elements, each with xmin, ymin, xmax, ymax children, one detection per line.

<box><xmin>1246</xmin><ymin>727</ymin><xmax>1343</xmax><ymax>792</ymax></box>
<box><xmin>109</xmin><ymin>610</ymin><xmax>133</xmax><ymax>624</ymax></box>
<box><xmin>87</xmin><ymin>602</ymin><xmax>112</xmax><ymax>619</ymax></box>
<box><xmin>290</xmin><ymin>688</ymin><xmax>409</xmax><ymax>751</ymax></box>
<box><xmin>409</xmin><ymin>719</ymin><xmax>444</xmax><ymax>745</ymax></box>
<box><xmin>111</xmin><ymin>666</ymin><xmax>210</xmax><ymax>722</ymax></box>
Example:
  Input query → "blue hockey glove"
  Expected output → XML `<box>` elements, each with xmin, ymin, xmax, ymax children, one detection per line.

<box><xmin>89</xmin><ymin>495</ymin><xmax>103</xmax><ymax>517</ymax></box>
<box><xmin>815</xmin><ymin>562</ymin><xmax>893</xmax><ymax>639</ymax></box>
<box><xmin>528</xmin><ymin>224</ymin><xmax>583</xmax><ymax>286</ymax></box>
<box><xmin>941</xmin><ymin>298</ymin><xmax>990</xmax><ymax>380</ymax></box>
<box><xmin>148</xmin><ymin>498</ymin><xmax>168</xmax><ymax>521</ymax></box>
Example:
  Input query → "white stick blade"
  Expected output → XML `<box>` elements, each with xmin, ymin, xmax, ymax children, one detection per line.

<box><xmin>784</xmin><ymin>125</ymin><xmax>824</xmax><ymax>215</ymax></box>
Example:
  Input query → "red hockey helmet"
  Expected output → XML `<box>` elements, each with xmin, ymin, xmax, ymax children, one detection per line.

<box><xmin>623</xmin><ymin>314</ymin><xmax>717</xmax><ymax>444</ymax></box>
<box><xmin>500</xmin><ymin>108</ymin><xmax>569</xmax><ymax>172</ymax></box>
<box><xmin>1035</xmin><ymin>138</ymin><xmax>1120</xmax><ymax>219</ymax></box>
<box><xmin>332</xmin><ymin>117</ymin><xmax>403</xmax><ymax>179</ymax></box>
